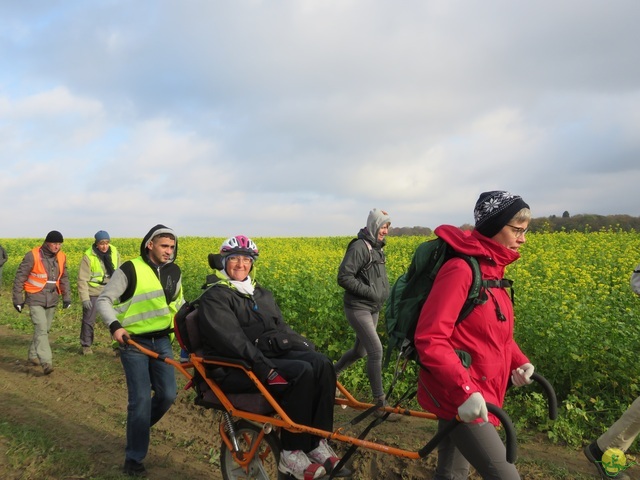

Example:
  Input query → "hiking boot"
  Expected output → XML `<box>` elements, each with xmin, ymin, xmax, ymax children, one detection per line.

<box><xmin>278</xmin><ymin>449</ymin><xmax>325</xmax><ymax>480</ymax></box>
<box><xmin>42</xmin><ymin>364</ymin><xmax>54</xmax><ymax>375</ymax></box>
<box><xmin>82</xmin><ymin>346</ymin><xmax>93</xmax><ymax>355</ymax></box>
<box><xmin>123</xmin><ymin>459</ymin><xmax>147</xmax><ymax>477</ymax></box>
<box><xmin>27</xmin><ymin>357</ymin><xmax>40</xmax><ymax>366</ymax></box>
<box><xmin>307</xmin><ymin>439</ymin><xmax>351</xmax><ymax>477</ymax></box>
<box><xmin>583</xmin><ymin>442</ymin><xmax>631</xmax><ymax>480</ymax></box>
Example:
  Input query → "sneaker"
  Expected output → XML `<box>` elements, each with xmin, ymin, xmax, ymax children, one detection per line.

<box><xmin>583</xmin><ymin>442</ymin><xmax>631</xmax><ymax>480</ymax></box>
<box><xmin>123</xmin><ymin>459</ymin><xmax>147</xmax><ymax>477</ymax></box>
<box><xmin>278</xmin><ymin>449</ymin><xmax>325</xmax><ymax>480</ymax></box>
<box><xmin>42</xmin><ymin>364</ymin><xmax>54</xmax><ymax>375</ymax></box>
<box><xmin>308</xmin><ymin>439</ymin><xmax>350</xmax><ymax>477</ymax></box>
<box><xmin>27</xmin><ymin>357</ymin><xmax>40</xmax><ymax>366</ymax></box>
<box><xmin>82</xmin><ymin>346</ymin><xmax>93</xmax><ymax>355</ymax></box>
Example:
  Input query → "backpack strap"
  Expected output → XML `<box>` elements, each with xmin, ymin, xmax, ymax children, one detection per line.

<box><xmin>454</xmin><ymin>254</ymin><xmax>514</xmax><ymax>325</ymax></box>
<box><xmin>358</xmin><ymin>239</ymin><xmax>375</xmax><ymax>275</ymax></box>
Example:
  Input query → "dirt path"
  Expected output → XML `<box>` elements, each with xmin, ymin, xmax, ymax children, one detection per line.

<box><xmin>0</xmin><ymin>325</ymin><xmax>600</xmax><ymax>479</ymax></box>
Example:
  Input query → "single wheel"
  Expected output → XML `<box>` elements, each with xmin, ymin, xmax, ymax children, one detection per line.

<box><xmin>220</xmin><ymin>420</ymin><xmax>281</xmax><ymax>480</ymax></box>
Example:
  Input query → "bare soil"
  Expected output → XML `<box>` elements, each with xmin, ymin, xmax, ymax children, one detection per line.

<box><xmin>0</xmin><ymin>325</ymin><xmax>604</xmax><ymax>479</ymax></box>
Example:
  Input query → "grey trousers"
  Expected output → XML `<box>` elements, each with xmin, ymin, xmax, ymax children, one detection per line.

<box><xmin>29</xmin><ymin>305</ymin><xmax>56</xmax><ymax>365</ymax></box>
<box><xmin>334</xmin><ymin>307</ymin><xmax>384</xmax><ymax>400</ymax></box>
<box><xmin>80</xmin><ymin>295</ymin><xmax>100</xmax><ymax>347</ymax></box>
<box><xmin>598</xmin><ymin>395</ymin><xmax>640</xmax><ymax>452</ymax></box>
<box><xmin>434</xmin><ymin>419</ymin><xmax>520</xmax><ymax>480</ymax></box>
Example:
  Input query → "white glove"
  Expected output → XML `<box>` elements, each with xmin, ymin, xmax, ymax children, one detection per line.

<box><xmin>457</xmin><ymin>392</ymin><xmax>488</xmax><ymax>423</ymax></box>
<box><xmin>511</xmin><ymin>363</ymin><xmax>535</xmax><ymax>387</ymax></box>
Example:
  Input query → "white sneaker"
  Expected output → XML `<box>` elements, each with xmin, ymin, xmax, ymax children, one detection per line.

<box><xmin>278</xmin><ymin>449</ymin><xmax>325</xmax><ymax>480</ymax></box>
<box><xmin>308</xmin><ymin>439</ymin><xmax>350</xmax><ymax>476</ymax></box>
<box><xmin>307</xmin><ymin>439</ymin><xmax>337</xmax><ymax>464</ymax></box>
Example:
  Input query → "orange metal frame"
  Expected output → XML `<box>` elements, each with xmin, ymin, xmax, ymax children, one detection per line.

<box><xmin>127</xmin><ymin>338</ymin><xmax>439</xmax><ymax>465</ymax></box>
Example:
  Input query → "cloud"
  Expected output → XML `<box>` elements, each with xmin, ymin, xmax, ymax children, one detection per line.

<box><xmin>0</xmin><ymin>0</ymin><xmax>639</xmax><ymax>238</ymax></box>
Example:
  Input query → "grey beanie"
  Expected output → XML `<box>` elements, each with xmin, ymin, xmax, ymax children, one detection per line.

<box><xmin>366</xmin><ymin>208</ymin><xmax>391</xmax><ymax>237</ymax></box>
<box><xmin>94</xmin><ymin>230</ymin><xmax>110</xmax><ymax>242</ymax></box>
<box><xmin>474</xmin><ymin>191</ymin><xmax>530</xmax><ymax>238</ymax></box>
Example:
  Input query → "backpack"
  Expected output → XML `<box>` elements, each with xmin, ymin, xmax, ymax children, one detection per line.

<box><xmin>384</xmin><ymin>237</ymin><xmax>513</xmax><ymax>367</ymax></box>
<box><xmin>344</xmin><ymin>238</ymin><xmax>375</xmax><ymax>279</ymax></box>
<box><xmin>174</xmin><ymin>253</ymin><xmax>226</xmax><ymax>354</ymax></box>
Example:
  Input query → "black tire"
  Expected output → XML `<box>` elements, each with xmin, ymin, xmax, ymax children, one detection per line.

<box><xmin>220</xmin><ymin>420</ymin><xmax>281</xmax><ymax>480</ymax></box>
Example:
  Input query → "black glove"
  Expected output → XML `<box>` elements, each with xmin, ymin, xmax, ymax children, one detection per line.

<box><xmin>14</xmin><ymin>304</ymin><xmax>23</xmax><ymax>313</ymax></box>
<box><xmin>63</xmin><ymin>301</ymin><xmax>71</xmax><ymax>309</ymax></box>
<box><xmin>267</xmin><ymin>370</ymin><xmax>288</xmax><ymax>386</ymax></box>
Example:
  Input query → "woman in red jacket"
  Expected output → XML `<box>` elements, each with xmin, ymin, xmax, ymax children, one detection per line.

<box><xmin>414</xmin><ymin>191</ymin><xmax>534</xmax><ymax>480</ymax></box>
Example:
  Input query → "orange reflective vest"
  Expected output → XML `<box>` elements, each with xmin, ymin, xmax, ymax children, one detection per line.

<box><xmin>24</xmin><ymin>247</ymin><xmax>66</xmax><ymax>294</ymax></box>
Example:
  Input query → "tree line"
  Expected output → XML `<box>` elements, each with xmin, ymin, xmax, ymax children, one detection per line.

<box><xmin>389</xmin><ymin>213</ymin><xmax>640</xmax><ymax>236</ymax></box>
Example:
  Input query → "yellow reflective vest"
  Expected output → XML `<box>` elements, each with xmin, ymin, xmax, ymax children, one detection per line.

<box><xmin>85</xmin><ymin>245</ymin><xmax>120</xmax><ymax>288</ymax></box>
<box><xmin>113</xmin><ymin>257</ymin><xmax>182</xmax><ymax>335</ymax></box>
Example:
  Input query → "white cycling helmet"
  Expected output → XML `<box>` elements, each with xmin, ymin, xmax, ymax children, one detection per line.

<box><xmin>220</xmin><ymin>235</ymin><xmax>259</xmax><ymax>258</ymax></box>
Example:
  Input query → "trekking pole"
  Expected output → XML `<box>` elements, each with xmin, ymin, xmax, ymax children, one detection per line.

<box><xmin>417</xmin><ymin>403</ymin><xmax>517</xmax><ymax>464</ymax></box>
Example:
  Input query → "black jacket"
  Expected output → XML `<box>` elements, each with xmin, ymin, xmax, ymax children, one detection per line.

<box><xmin>198</xmin><ymin>274</ymin><xmax>304</xmax><ymax>381</ymax></box>
<box><xmin>337</xmin><ymin>229</ymin><xmax>390</xmax><ymax>312</ymax></box>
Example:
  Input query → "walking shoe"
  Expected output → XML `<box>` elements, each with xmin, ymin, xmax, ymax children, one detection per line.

<box><xmin>374</xmin><ymin>399</ymin><xmax>401</xmax><ymax>422</ymax></box>
<box><xmin>27</xmin><ymin>357</ymin><xmax>40</xmax><ymax>366</ymax></box>
<box><xmin>307</xmin><ymin>438</ymin><xmax>351</xmax><ymax>477</ymax></box>
<box><xmin>82</xmin><ymin>346</ymin><xmax>93</xmax><ymax>355</ymax></box>
<box><xmin>583</xmin><ymin>442</ymin><xmax>631</xmax><ymax>479</ymax></box>
<box><xmin>42</xmin><ymin>364</ymin><xmax>54</xmax><ymax>375</ymax></box>
<box><xmin>123</xmin><ymin>459</ymin><xmax>147</xmax><ymax>477</ymax></box>
<box><xmin>278</xmin><ymin>449</ymin><xmax>325</xmax><ymax>480</ymax></box>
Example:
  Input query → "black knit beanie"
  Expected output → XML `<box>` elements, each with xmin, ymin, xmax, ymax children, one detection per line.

<box><xmin>44</xmin><ymin>230</ymin><xmax>64</xmax><ymax>243</ymax></box>
<box><xmin>474</xmin><ymin>191</ymin><xmax>530</xmax><ymax>238</ymax></box>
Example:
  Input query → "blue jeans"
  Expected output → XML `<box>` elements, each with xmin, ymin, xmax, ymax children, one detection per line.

<box><xmin>119</xmin><ymin>335</ymin><xmax>177</xmax><ymax>463</ymax></box>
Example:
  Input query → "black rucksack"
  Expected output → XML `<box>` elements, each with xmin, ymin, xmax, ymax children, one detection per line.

<box><xmin>174</xmin><ymin>253</ymin><xmax>225</xmax><ymax>354</ymax></box>
<box><xmin>384</xmin><ymin>237</ymin><xmax>513</xmax><ymax>367</ymax></box>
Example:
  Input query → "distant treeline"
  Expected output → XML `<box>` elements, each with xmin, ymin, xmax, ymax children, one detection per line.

<box><xmin>389</xmin><ymin>213</ymin><xmax>640</xmax><ymax>236</ymax></box>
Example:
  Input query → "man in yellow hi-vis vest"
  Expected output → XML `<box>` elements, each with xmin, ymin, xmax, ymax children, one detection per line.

<box><xmin>97</xmin><ymin>224</ymin><xmax>183</xmax><ymax>477</ymax></box>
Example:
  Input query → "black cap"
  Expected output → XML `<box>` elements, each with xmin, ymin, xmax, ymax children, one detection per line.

<box><xmin>44</xmin><ymin>230</ymin><xmax>64</xmax><ymax>243</ymax></box>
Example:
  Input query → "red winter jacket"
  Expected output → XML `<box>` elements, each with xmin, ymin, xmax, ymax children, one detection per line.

<box><xmin>414</xmin><ymin>225</ymin><xmax>529</xmax><ymax>426</ymax></box>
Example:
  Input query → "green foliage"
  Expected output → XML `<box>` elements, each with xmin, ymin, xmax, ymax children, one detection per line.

<box><xmin>1</xmin><ymin>231</ymin><xmax>640</xmax><ymax>446</ymax></box>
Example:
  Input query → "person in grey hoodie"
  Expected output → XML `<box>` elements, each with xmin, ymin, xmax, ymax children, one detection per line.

<box><xmin>334</xmin><ymin>208</ymin><xmax>396</xmax><ymax>418</ymax></box>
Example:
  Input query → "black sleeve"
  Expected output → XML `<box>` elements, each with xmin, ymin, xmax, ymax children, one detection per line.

<box><xmin>118</xmin><ymin>261</ymin><xmax>137</xmax><ymax>303</ymax></box>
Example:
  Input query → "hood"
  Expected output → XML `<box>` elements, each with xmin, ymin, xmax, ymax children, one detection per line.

<box><xmin>140</xmin><ymin>224</ymin><xmax>178</xmax><ymax>262</ymax></box>
<box><xmin>366</xmin><ymin>208</ymin><xmax>391</xmax><ymax>241</ymax></box>
<box><xmin>434</xmin><ymin>224</ymin><xmax>520</xmax><ymax>268</ymax></box>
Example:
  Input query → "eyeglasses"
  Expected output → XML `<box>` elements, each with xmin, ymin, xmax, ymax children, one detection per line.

<box><xmin>505</xmin><ymin>224</ymin><xmax>529</xmax><ymax>238</ymax></box>
<box><xmin>227</xmin><ymin>256</ymin><xmax>253</xmax><ymax>265</ymax></box>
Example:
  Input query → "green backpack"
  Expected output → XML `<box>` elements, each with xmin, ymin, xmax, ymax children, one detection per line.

<box><xmin>384</xmin><ymin>237</ymin><xmax>512</xmax><ymax>368</ymax></box>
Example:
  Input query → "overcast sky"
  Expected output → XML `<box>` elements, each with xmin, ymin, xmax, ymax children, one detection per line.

<box><xmin>2</xmin><ymin>1</ymin><xmax>639</xmax><ymax>239</ymax></box>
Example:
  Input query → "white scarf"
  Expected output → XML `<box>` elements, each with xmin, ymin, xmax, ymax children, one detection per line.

<box><xmin>221</xmin><ymin>270</ymin><xmax>255</xmax><ymax>296</ymax></box>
